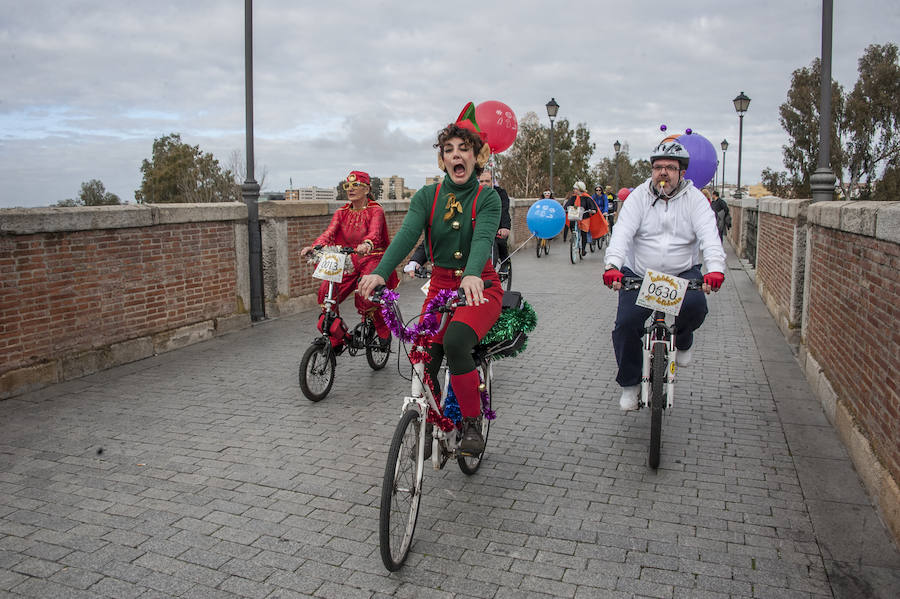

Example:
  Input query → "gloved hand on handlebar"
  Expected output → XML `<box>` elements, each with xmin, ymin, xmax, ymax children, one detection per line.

<box><xmin>704</xmin><ymin>272</ymin><xmax>725</xmax><ymax>291</ymax></box>
<box><xmin>603</xmin><ymin>267</ymin><xmax>624</xmax><ymax>286</ymax></box>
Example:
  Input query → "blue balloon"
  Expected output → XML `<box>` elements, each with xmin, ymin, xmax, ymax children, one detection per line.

<box><xmin>677</xmin><ymin>132</ymin><xmax>717</xmax><ymax>189</ymax></box>
<box><xmin>527</xmin><ymin>199</ymin><xmax>566</xmax><ymax>239</ymax></box>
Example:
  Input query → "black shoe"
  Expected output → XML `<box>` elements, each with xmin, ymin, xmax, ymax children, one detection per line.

<box><xmin>459</xmin><ymin>417</ymin><xmax>485</xmax><ymax>456</ymax></box>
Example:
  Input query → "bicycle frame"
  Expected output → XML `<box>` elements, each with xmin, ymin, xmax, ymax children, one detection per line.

<box><xmin>641</xmin><ymin>312</ymin><xmax>677</xmax><ymax>409</ymax></box>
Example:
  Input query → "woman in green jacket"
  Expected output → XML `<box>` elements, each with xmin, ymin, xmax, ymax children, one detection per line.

<box><xmin>359</xmin><ymin>118</ymin><xmax>502</xmax><ymax>455</ymax></box>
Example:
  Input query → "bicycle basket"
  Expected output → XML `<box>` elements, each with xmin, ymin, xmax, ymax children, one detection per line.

<box><xmin>567</xmin><ymin>206</ymin><xmax>584</xmax><ymax>221</ymax></box>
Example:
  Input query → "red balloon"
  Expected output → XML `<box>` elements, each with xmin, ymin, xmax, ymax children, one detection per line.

<box><xmin>475</xmin><ymin>101</ymin><xmax>518</xmax><ymax>153</ymax></box>
<box><xmin>617</xmin><ymin>187</ymin><xmax>631</xmax><ymax>202</ymax></box>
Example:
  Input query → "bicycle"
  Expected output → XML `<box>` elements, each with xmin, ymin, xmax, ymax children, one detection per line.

<box><xmin>298</xmin><ymin>246</ymin><xmax>392</xmax><ymax>401</ymax></box>
<box><xmin>375</xmin><ymin>283</ymin><xmax>530</xmax><ymax>571</ymax></box>
<box><xmin>620</xmin><ymin>274</ymin><xmax>704</xmax><ymax>469</ymax></box>
<box><xmin>535</xmin><ymin>237</ymin><xmax>550</xmax><ymax>258</ymax></box>
<box><xmin>566</xmin><ymin>206</ymin><xmax>585</xmax><ymax>264</ymax></box>
<box><xmin>490</xmin><ymin>235</ymin><xmax>513</xmax><ymax>291</ymax></box>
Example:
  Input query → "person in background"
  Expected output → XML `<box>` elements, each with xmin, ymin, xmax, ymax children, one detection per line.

<box><xmin>563</xmin><ymin>181</ymin><xmax>603</xmax><ymax>256</ymax></box>
<box><xmin>300</xmin><ymin>170</ymin><xmax>399</xmax><ymax>348</ymax></box>
<box><xmin>710</xmin><ymin>190</ymin><xmax>732</xmax><ymax>241</ymax></box>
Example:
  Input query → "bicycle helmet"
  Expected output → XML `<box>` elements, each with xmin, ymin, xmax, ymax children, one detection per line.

<box><xmin>650</xmin><ymin>141</ymin><xmax>690</xmax><ymax>170</ymax></box>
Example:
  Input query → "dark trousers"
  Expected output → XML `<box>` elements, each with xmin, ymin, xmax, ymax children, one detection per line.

<box><xmin>612</xmin><ymin>265</ymin><xmax>708</xmax><ymax>387</ymax></box>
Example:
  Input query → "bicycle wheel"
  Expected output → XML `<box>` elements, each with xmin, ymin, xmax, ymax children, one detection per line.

<box><xmin>649</xmin><ymin>343</ymin><xmax>667</xmax><ymax>469</ymax></box>
<box><xmin>299</xmin><ymin>342</ymin><xmax>336</xmax><ymax>401</ymax></box>
<box><xmin>503</xmin><ymin>261</ymin><xmax>513</xmax><ymax>291</ymax></box>
<box><xmin>379</xmin><ymin>409</ymin><xmax>424</xmax><ymax>571</ymax></box>
<box><xmin>536</xmin><ymin>240</ymin><xmax>542</xmax><ymax>259</ymax></box>
<box><xmin>569</xmin><ymin>229</ymin><xmax>578</xmax><ymax>264</ymax></box>
<box><xmin>543</xmin><ymin>240</ymin><xmax>549</xmax><ymax>255</ymax></box>
<box><xmin>589</xmin><ymin>238</ymin><xmax>596</xmax><ymax>253</ymax></box>
<box><xmin>458</xmin><ymin>359</ymin><xmax>492</xmax><ymax>475</ymax></box>
<box><xmin>366</xmin><ymin>327</ymin><xmax>391</xmax><ymax>370</ymax></box>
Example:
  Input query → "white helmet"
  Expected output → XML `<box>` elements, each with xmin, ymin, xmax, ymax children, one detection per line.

<box><xmin>573</xmin><ymin>181</ymin><xmax>587</xmax><ymax>192</ymax></box>
<box><xmin>650</xmin><ymin>141</ymin><xmax>690</xmax><ymax>170</ymax></box>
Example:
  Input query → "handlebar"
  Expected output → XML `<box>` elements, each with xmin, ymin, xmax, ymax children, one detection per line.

<box><xmin>312</xmin><ymin>245</ymin><xmax>357</xmax><ymax>254</ymax></box>
<box><xmin>370</xmin><ymin>280</ymin><xmax>493</xmax><ymax>308</ymax></box>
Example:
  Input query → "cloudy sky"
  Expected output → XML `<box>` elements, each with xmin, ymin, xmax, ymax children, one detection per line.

<box><xmin>1</xmin><ymin>1</ymin><xmax>897</xmax><ymax>208</ymax></box>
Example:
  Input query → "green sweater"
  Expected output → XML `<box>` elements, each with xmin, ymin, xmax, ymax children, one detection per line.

<box><xmin>374</xmin><ymin>172</ymin><xmax>501</xmax><ymax>280</ymax></box>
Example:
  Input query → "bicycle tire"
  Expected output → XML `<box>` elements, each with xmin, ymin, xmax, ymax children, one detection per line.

<box><xmin>569</xmin><ymin>229</ymin><xmax>578</xmax><ymax>264</ymax></box>
<box><xmin>379</xmin><ymin>409</ymin><xmax>424</xmax><ymax>571</ymax></box>
<box><xmin>503</xmin><ymin>261</ymin><xmax>513</xmax><ymax>291</ymax></box>
<box><xmin>536</xmin><ymin>240</ymin><xmax>542</xmax><ymax>259</ymax></box>
<box><xmin>299</xmin><ymin>342</ymin><xmax>336</xmax><ymax>401</ymax></box>
<box><xmin>366</xmin><ymin>327</ymin><xmax>391</xmax><ymax>370</ymax></box>
<box><xmin>543</xmin><ymin>241</ymin><xmax>549</xmax><ymax>255</ymax></box>
<box><xmin>649</xmin><ymin>342</ymin><xmax>666</xmax><ymax>469</ymax></box>
<box><xmin>589</xmin><ymin>239</ymin><xmax>596</xmax><ymax>253</ymax></box>
<box><xmin>458</xmin><ymin>359</ymin><xmax>492</xmax><ymax>475</ymax></box>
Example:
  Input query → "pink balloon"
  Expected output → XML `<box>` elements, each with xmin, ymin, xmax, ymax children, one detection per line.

<box><xmin>617</xmin><ymin>187</ymin><xmax>631</xmax><ymax>202</ymax></box>
<box><xmin>475</xmin><ymin>101</ymin><xmax>518</xmax><ymax>153</ymax></box>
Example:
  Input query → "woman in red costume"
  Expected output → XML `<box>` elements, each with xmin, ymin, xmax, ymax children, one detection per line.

<box><xmin>300</xmin><ymin>170</ymin><xmax>399</xmax><ymax>347</ymax></box>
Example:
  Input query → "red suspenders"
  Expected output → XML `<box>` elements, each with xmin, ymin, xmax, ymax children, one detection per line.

<box><xmin>427</xmin><ymin>183</ymin><xmax>482</xmax><ymax>263</ymax></box>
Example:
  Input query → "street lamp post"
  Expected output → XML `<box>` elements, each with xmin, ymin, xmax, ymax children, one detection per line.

<box><xmin>733</xmin><ymin>92</ymin><xmax>750</xmax><ymax>199</ymax></box>
<box><xmin>546</xmin><ymin>98</ymin><xmax>559</xmax><ymax>195</ymax></box>
<box><xmin>811</xmin><ymin>0</ymin><xmax>836</xmax><ymax>201</ymax></box>
<box><xmin>243</xmin><ymin>0</ymin><xmax>264</xmax><ymax>320</ymax></box>
<box><xmin>613</xmin><ymin>139</ymin><xmax>621</xmax><ymax>194</ymax></box>
<box><xmin>720</xmin><ymin>139</ymin><xmax>729</xmax><ymax>197</ymax></box>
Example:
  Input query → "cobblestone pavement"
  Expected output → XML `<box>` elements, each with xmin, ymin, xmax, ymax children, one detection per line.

<box><xmin>1</xmin><ymin>240</ymin><xmax>899</xmax><ymax>598</ymax></box>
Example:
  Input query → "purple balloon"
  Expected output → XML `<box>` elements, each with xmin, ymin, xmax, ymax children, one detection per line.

<box><xmin>677</xmin><ymin>133</ymin><xmax>717</xmax><ymax>189</ymax></box>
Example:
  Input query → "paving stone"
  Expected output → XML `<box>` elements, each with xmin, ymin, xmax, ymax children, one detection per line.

<box><xmin>0</xmin><ymin>250</ymin><xmax>898</xmax><ymax>599</ymax></box>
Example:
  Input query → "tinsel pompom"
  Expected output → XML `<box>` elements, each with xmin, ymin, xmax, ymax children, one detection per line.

<box><xmin>481</xmin><ymin>301</ymin><xmax>537</xmax><ymax>349</ymax></box>
<box><xmin>443</xmin><ymin>383</ymin><xmax>462</xmax><ymax>425</ymax></box>
<box><xmin>427</xmin><ymin>409</ymin><xmax>456</xmax><ymax>432</ymax></box>
<box><xmin>480</xmin><ymin>386</ymin><xmax>496</xmax><ymax>421</ymax></box>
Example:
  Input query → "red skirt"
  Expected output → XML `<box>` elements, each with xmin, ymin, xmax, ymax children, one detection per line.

<box><xmin>423</xmin><ymin>264</ymin><xmax>503</xmax><ymax>344</ymax></box>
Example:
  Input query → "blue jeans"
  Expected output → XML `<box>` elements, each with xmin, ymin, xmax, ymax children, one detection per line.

<box><xmin>612</xmin><ymin>265</ymin><xmax>708</xmax><ymax>387</ymax></box>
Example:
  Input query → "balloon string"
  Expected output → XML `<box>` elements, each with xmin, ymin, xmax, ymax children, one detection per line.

<box><xmin>495</xmin><ymin>234</ymin><xmax>534</xmax><ymax>269</ymax></box>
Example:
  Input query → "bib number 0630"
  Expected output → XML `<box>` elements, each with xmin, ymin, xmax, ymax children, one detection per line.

<box><xmin>636</xmin><ymin>269</ymin><xmax>689</xmax><ymax>316</ymax></box>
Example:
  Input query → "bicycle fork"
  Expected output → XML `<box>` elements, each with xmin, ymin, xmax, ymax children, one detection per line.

<box><xmin>640</xmin><ymin>319</ymin><xmax>677</xmax><ymax>409</ymax></box>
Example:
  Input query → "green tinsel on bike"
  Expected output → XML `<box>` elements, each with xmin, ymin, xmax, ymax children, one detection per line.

<box><xmin>479</xmin><ymin>301</ymin><xmax>537</xmax><ymax>359</ymax></box>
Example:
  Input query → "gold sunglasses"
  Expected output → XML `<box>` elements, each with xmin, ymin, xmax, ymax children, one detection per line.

<box><xmin>342</xmin><ymin>181</ymin><xmax>367</xmax><ymax>190</ymax></box>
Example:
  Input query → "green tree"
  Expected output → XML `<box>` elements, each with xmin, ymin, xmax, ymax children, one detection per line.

<box><xmin>370</xmin><ymin>177</ymin><xmax>383</xmax><ymax>202</ymax></box>
<box><xmin>494</xmin><ymin>112</ymin><xmax>547</xmax><ymax>197</ymax></box>
<box><xmin>335</xmin><ymin>180</ymin><xmax>347</xmax><ymax>202</ymax></box>
<box><xmin>135</xmin><ymin>133</ymin><xmax>240</xmax><ymax>203</ymax></box>
<box><xmin>591</xmin><ymin>143</ymin><xmax>652</xmax><ymax>191</ymax></box>
<box><xmin>762</xmin><ymin>43</ymin><xmax>899</xmax><ymax>200</ymax></box>
<box><xmin>843</xmin><ymin>43</ymin><xmax>900</xmax><ymax>200</ymax></box>
<box><xmin>493</xmin><ymin>112</ymin><xmax>596</xmax><ymax>197</ymax></box>
<box><xmin>57</xmin><ymin>179</ymin><xmax>121</xmax><ymax>206</ymax></box>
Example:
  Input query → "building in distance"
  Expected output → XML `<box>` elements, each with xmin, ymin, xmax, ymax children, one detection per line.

<box><xmin>284</xmin><ymin>186</ymin><xmax>337</xmax><ymax>202</ymax></box>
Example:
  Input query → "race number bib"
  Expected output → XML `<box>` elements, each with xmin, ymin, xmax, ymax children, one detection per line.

<box><xmin>312</xmin><ymin>251</ymin><xmax>346</xmax><ymax>282</ymax></box>
<box><xmin>636</xmin><ymin>269</ymin><xmax>688</xmax><ymax>316</ymax></box>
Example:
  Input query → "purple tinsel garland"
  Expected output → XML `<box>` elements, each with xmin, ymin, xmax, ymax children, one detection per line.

<box><xmin>379</xmin><ymin>288</ymin><xmax>456</xmax><ymax>343</ymax></box>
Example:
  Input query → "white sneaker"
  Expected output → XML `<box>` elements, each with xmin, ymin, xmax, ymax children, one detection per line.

<box><xmin>676</xmin><ymin>346</ymin><xmax>694</xmax><ymax>367</ymax></box>
<box><xmin>619</xmin><ymin>385</ymin><xmax>640</xmax><ymax>411</ymax></box>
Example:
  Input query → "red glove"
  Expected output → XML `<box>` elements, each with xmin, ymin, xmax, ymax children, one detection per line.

<box><xmin>603</xmin><ymin>267</ymin><xmax>624</xmax><ymax>286</ymax></box>
<box><xmin>704</xmin><ymin>272</ymin><xmax>725</xmax><ymax>291</ymax></box>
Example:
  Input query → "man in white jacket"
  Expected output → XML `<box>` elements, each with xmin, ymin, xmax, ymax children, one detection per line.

<box><xmin>602</xmin><ymin>141</ymin><xmax>727</xmax><ymax>411</ymax></box>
